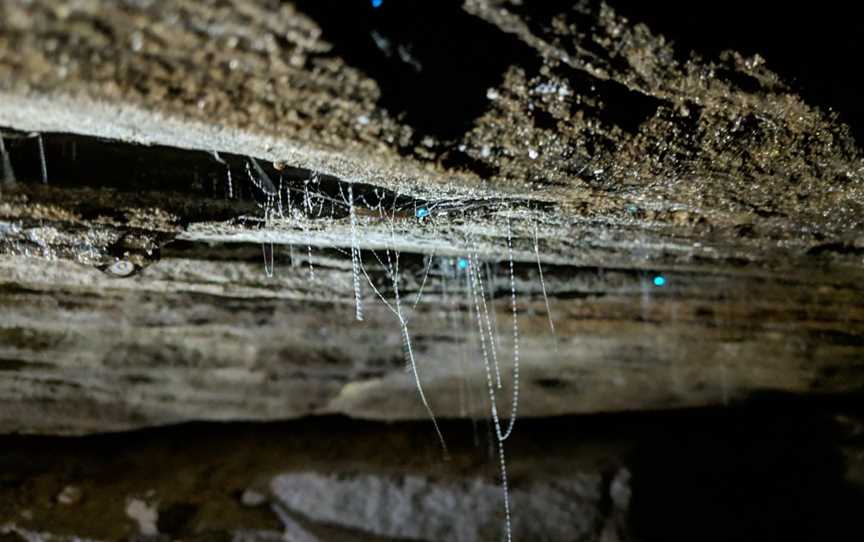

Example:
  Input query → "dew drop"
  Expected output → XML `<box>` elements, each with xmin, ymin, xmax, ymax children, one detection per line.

<box><xmin>107</xmin><ymin>260</ymin><xmax>135</xmax><ymax>277</ymax></box>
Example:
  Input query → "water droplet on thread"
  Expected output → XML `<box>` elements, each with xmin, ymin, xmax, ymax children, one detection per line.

<box><xmin>107</xmin><ymin>260</ymin><xmax>135</xmax><ymax>277</ymax></box>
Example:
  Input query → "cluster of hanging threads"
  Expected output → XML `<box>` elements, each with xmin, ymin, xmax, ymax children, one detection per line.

<box><xmin>533</xmin><ymin>221</ymin><xmax>557</xmax><ymax>346</ymax></box>
<box><xmin>245</xmin><ymin>159</ymin><xmax>278</xmax><ymax>278</ymax></box>
<box><xmin>212</xmin><ymin>151</ymin><xmax>233</xmax><ymax>199</ymax></box>
<box><xmin>0</xmin><ymin>135</ymin><xmax>15</xmax><ymax>186</ymax></box>
<box><xmin>36</xmin><ymin>134</ymin><xmax>47</xmax><ymax>184</ymax></box>
<box><xmin>348</xmin><ymin>183</ymin><xmax>364</xmax><ymax>321</ymax></box>
<box><xmin>464</xmin><ymin>242</ymin><xmax>516</xmax><ymax>542</ymax></box>
<box><xmin>355</xmin><ymin>207</ymin><xmax>450</xmax><ymax>457</ymax></box>
<box><xmin>0</xmin><ymin>132</ymin><xmax>46</xmax><ymax>186</ymax></box>
<box><xmin>238</xmin><ymin>158</ymin><xmax>537</xmax><ymax>540</ymax></box>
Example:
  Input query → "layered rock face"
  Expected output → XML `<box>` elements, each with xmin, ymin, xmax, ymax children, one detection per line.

<box><xmin>0</xmin><ymin>0</ymin><xmax>862</xmax><ymax>540</ymax></box>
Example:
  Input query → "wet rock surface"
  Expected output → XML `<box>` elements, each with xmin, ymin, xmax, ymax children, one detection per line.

<box><xmin>0</xmin><ymin>0</ymin><xmax>861</xmax><ymax>433</ymax></box>
<box><xmin>0</xmin><ymin>2</ymin><xmax>863</xmax><ymax>540</ymax></box>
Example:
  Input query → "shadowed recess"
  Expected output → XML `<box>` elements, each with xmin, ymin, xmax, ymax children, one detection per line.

<box><xmin>294</xmin><ymin>0</ymin><xmax>539</xmax><ymax>142</ymax></box>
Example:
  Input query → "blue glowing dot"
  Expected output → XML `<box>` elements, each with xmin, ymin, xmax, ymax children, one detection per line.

<box><xmin>653</xmin><ymin>275</ymin><xmax>666</xmax><ymax>287</ymax></box>
<box><xmin>371</xmin><ymin>0</ymin><xmax>383</xmax><ymax>8</ymax></box>
<box><xmin>457</xmin><ymin>258</ymin><xmax>470</xmax><ymax>270</ymax></box>
<box><xmin>416</xmin><ymin>207</ymin><xmax>430</xmax><ymax>219</ymax></box>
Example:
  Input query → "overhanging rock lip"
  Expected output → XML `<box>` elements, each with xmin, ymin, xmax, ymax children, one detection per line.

<box><xmin>0</xmin><ymin>90</ymin><xmax>498</xmax><ymax>201</ymax></box>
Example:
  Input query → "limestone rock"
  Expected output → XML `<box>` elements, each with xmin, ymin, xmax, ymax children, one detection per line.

<box><xmin>0</xmin><ymin>0</ymin><xmax>861</xmax><ymax>435</ymax></box>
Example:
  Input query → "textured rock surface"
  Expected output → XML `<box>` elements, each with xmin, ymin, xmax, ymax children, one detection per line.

<box><xmin>1</xmin><ymin>409</ymin><xmax>861</xmax><ymax>541</ymax></box>
<box><xmin>2</xmin><ymin>3</ymin><xmax>864</xmax><ymax>541</ymax></box>
<box><xmin>0</xmin><ymin>0</ymin><xmax>863</xmax><ymax>436</ymax></box>
<box><xmin>270</xmin><ymin>471</ymin><xmax>611</xmax><ymax>541</ymax></box>
<box><xmin>1</xmin><ymin>249</ymin><xmax>863</xmax><ymax>435</ymax></box>
<box><xmin>0</xmin><ymin>416</ymin><xmax>632</xmax><ymax>541</ymax></box>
